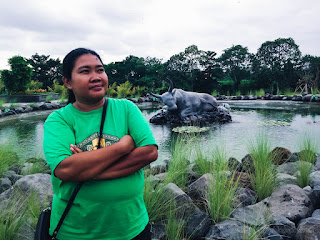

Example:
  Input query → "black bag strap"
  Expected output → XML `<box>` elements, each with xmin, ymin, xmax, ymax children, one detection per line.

<box><xmin>51</xmin><ymin>98</ymin><xmax>108</xmax><ymax>240</ymax></box>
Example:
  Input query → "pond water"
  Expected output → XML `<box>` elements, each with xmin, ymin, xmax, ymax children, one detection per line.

<box><xmin>0</xmin><ymin>101</ymin><xmax>319</xmax><ymax>164</ymax></box>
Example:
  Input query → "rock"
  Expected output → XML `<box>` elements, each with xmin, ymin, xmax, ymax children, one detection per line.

<box><xmin>296</xmin><ymin>217</ymin><xmax>320</xmax><ymax>240</ymax></box>
<box><xmin>310</xmin><ymin>171</ymin><xmax>320</xmax><ymax>188</ymax></box>
<box><xmin>150</xmin><ymin>224</ymin><xmax>166</xmax><ymax>240</ymax></box>
<box><xmin>287</xmin><ymin>153</ymin><xmax>299</xmax><ymax>162</ymax></box>
<box><xmin>205</xmin><ymin>219</ymin><xmax>252</xmax><ymax>240</ymax></box>
<box><xmin>232</xmin><ymin>171</ymin><xmax>252</xmax><ymax>189</ymax></box>
<box><xmin>262</xmin><ymin>227</ymin><xmax>283</xmax><ymax>240</ymax></box>
<box><xmin>276</xmin><ymin>173</ymin><xmax>297</xmax><ymax>186</ymax></box>
<box><xmin>312</xmin><ymin>209</ymin><xmax>320</xmax><ymax>218</ymax></box>
<box><xmin>187</xmin><ymin>173</ymin><xmax>213</xmax><ymax>201</ymax></box>
<box><xmin>241</xmin><ymin>154</ymin><xmax>254</xmax><ymax>174</ymax></box>
<box><xmin>184</xmin><ymin>210</ymin><xmax>211</xmax><ymax>239</ymax></box>
<box><xmin>151</xmin><ymin>162</ymin><xmax>168</xmax><ymax>175</ymax></box>
<box><xmin>270</xmin><ymin>147</ymin><xmax>291</xmax><ymax>165</ymax></box>
<box><xmin>303</xmin><ymin>186</ymin><xmax>318</xmax><ymax>208</ymax></box>
<box><xmin>268</xmin><ymin>184</ymin><xmax>313</xmax><ymax>224</ymax></box>
<box><xmin>228</xmin><ymin>157</ymin><xmax>243</xmax><ymax>172</ymax></box>
<box><xmin>162</xmin><ymin>183</ymin><xmax>198</xmax><ymax>219</ymax></box>
<box><xmin>0</xmin><ymin>174</ymin><xmax>53</xmax><ymax>209</ymax></box>
<box><xmin>234</xmin><ymin>187</ymin><xmax>257</xmax><ymax>207</ymax></box>
<box><xmin>0</xmin><ymin>177</ymin><xmax>12</xmax><ymax>193</ymax></box>
<box><xmin>311</xmin><ymin>185</ymin><xmax>320</xmax><ymax>208</ymax></box>
<box><xmin>314</xmin><ymin>156</ymin><xmax>320</xmax><ymax>171</ymax></box>
<box><xmin>230</xmin><ymin>201</ymin><xmax>269</xmax><ymax>227</ymax></box>
<box><xmin>269</xmin><ymin>216</ymin><xmax>297</xmax><ymax>240</ymax></box>
<box><xmin>277</xmin><ymin>162</ymin><xmax>300</xmax><ymax>176</ymax></box>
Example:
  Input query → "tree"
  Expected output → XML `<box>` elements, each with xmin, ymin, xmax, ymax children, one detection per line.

<box><xmin>28</xmin><ymin>53</ymin><xmax>62</xmax><ymax>89</ymax></box>
<box><xmin>217</xmin><ymin>45</ymin><xmax>253</xmax><ymax>91</ymax></box>
<box><xmin>166</xmin><ymin>45</ymin><xmax>209</xmax><ymax>91</ymax></box>
<box><xmin>256</xmin><ymin>38</ymin><xmax>302</xmax><ymax>91</ymax></box>
<box><xmin>2</xmin><ymin>56</ymin><xmax>32</xmax><ymax>94</ymax></box>
<box><xmin>300</xmin><ymin>55</ymin><xmax>320</xmax><ymax>90</ymax></box>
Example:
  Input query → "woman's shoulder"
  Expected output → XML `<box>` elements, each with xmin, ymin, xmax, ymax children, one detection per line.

<box><xmin>109</xmin><ymin>98</ymin><xmax>136</xmax><ymax>108</ymax></box>
<box><xmin>46</xmin><ymin>103</ymin><xmax>74</xmax><ymax>122</ymax></box>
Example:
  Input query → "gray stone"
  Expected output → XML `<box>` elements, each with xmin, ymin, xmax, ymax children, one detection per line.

<box><xmin>230</xmin><ymin>201</ymin><xmax>269</xmax><ymax>227</ymax></box>
<box><xmin>0</xmin><ymin>177</ymin><xmax>12</xmax><ymax>193</ymax></box>
<box><xmin>1</xmin><ymin>170</ymin><xmax>22</xmax><ymax>184</ymax></box>
<box><xmin>311</xmin><ymin>185</ymin><xmax>320</xmax><ymax>208</ymax></box>
<box><xmin>187</xmin><ymin>173</ymin><xmax>213</xmax><ymax>201</ymax></box>
<box><xmin>268</xmin><ymin>184</ymin><xmax>313</xmax><ymax>223</ymax></box>
<box><xmin>296</xmin><ymin>217</ymin><xmax>320</xmax><ymax>240</ymax></box>
<box><xmin>205</xmin><ymin>219</ymin><xmax>252</xmax><ymax>240</ymax></box>
<box><xmin>151</xmin><ymin>162</ymin><xmax>168</xmax><ymax>175</ymax></box>
<box><xmin>262</xmin><ymin>227</ymin><xmax>283</xmax><ymax>240</ymax></box>
<box><xmin>314</xmin><ymin>156</ymin><xmax>320</xmax><ymax>171</ymax></box>
<box><xmin>234</xmin><ymin>187</ymin><xmax>257</xmax><ymax>207</ymax></box>
<box><xmin>162</xmin><ymin>183</ymin><xmax>198</xmax><ymax>219</ymax></box>
<box><xmin>276</xmin><ymin>173</ymin><xmax>297</xmax><ymax>186</ymax></box>
<box><xmin>151</xmin><ymin>224</ymin><xmax>166</xmax><ymax>240</ymax></box>
<box><xmin>270</xmin><ymin>216</ymin><xmax>297</xmax><ymax>240</ymax></box>
<box><xmin>185</xmin><ymin>210</ymin><xmax>211</xmax><ymax>239</ymax></box>
<box><xmin>310</xmin><ymin>171</ymin><xmax>320</xmax><ymax>188</ymax></box>
<box><xmin>5</xmin><ymin>174</ymin><xmax>53</xmax><ymax>209</ymax></box>
<box><xmin>276</xmin><ymin>162</ymin><xmax>300</xmax><ymax>176</ymax></box>
<box><xmin>312</xmin><ymin>209</ymin><xmax>320</xmax><ymax>218</ymax></box>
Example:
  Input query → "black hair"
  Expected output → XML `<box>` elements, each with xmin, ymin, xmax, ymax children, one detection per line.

<box><xmin>62</xmin><ymin>48</ymin><xmax>104</xmax><ymax>103</ymax></box>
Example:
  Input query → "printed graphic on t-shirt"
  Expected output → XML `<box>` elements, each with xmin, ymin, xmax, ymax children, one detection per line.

<box><xmin>76</xmin><ymin>132</ymin><xmax>120</xmax><ymax>151</ymax></box>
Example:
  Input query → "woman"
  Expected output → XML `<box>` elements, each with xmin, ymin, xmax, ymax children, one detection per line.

<box><xmin>43</xmin><ymin>48</ymin><xmax>158</xmax><ymax>240</ymax></box>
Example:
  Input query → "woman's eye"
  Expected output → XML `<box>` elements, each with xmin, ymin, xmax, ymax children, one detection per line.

<box><xmin>80</xmin><ymin>69</ymin><xmax>89</xmax><ymax>73</ymax></box>
<box><xmin>97</xmin><ymin>68</ymin><xmax>105</xmax><ymax>73</ymax></box>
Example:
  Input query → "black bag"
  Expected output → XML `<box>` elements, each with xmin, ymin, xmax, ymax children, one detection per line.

<box><xmin>34</xmin><ymin>99</ymin><xmax>108</xmax><ymax>240</ymax></box>
<box><xmin>34</xmin><ymin>208</ymin><xmax>51</xmax><ymax>240</ymax></box>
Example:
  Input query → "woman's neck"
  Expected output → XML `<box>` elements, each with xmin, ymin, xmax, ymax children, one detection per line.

<box><xmin>73</xmin><ymin>98</ymin><xmax>105</xmax><ymax>112</ymax></box>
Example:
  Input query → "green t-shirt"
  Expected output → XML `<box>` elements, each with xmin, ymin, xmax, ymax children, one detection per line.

<box><xmin>43</xmin><ymin>98</ymin><xmax>157</xmax><ymax>240</ymax></box>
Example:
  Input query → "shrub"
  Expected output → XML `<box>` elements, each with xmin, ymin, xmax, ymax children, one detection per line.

<box><xmin>206</xmin><ymin>145</ymin><xmax>239</xmax><ymax>224</ymax></box>
<box><xmin>165</xmin><ymin>135</ymin><xmax>190</xmax><ymax>190</ymax></box>
<box><xmin>247</xmin><ymin>132</ymin><xmax>277</xmax><ymax>201</ymax></box>
<box><xmin>0</xmin><ymin>145</ymin><xmax>20</xmax><ymax>177</ymax></box>
<box><xmin>106</xmin><ymin>82</ymin><xmax>117</xmax><ymax>98</ymax></box>
<box><xmin>116</xmin><ymin>81</ymin><xmax>135</xmax><ymax>98</ymax></box>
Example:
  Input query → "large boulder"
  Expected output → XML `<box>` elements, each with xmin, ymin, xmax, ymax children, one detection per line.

<box><xmin>269</xmin><ymin>216</ymin><xmax>297</xmax><ymax>240</ymax></box>
<box><xmin>205</xmin><ymin>219</ymin><xmax>252</xmax><ymax>240</ymax></box>
<box><xmin>267</xmin><ymin>184</ymin><xmax>313</xmax><ymax>223</ymax></box>
<box><xmin>296</xmin><ymin>216</ymin><xmax>320</xmax><ymax>240</ymax></box>
<box><xmin>161</xmin><ymin>183</ymin><xmax>198</xmax><ymax>219</ymax></box>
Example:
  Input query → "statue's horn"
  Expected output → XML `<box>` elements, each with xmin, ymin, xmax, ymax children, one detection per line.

<box><xmin>150</xmin><ymin>92</ymin><xmax>162</xmax><ymax>99</ymax></box>
<box><xmin>166</xmin><ymin>78</ymin><xmax>173</xmax><ymax>93</ymax></box>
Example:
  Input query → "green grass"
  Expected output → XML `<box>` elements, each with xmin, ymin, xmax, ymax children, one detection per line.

<box><xmin>206</xmin><ymin>145</ymin><xmax>239</xmax><ymax>224</ymax></box>
<box><xmin>165</xmin><ymin>135</ymin><xmax>190</xmax><ymax>191</ymax></box>
<box><xmin>0</xmin><ymin>194</ymin><xmax>27</xmax><ymax>240</ymax></box>
<box><xmin>193</xmin><ymin>145</ymin><xmax>212</xmax><ymax>178</ymax></box>
<box><xmin>165</xmin><ymin>204</ymin><xmax>187</xmax><ymax>240</ymax></box>
<box><xmin>296</xmin><ymin>132</ymin><xmax>319</xmax><ymax>187</ymax></box>
<box><xmin>143</xmin><ymin>177</ymin><xmax>171</xmax><ymax>223</ymax></box>
<box><xmin>0</xmin><ymin>145</ymin><xmax>20</xmax><ymax>177</ymax></box>
<box><xmin>247</xmin><ymin>132</ymin><xmax>277</xmax><ymax>201</ymax></box>
<box><xmin>211</xmin><ymin>90</ymin><xmax>219</xmax><ymax>97</ymax></box>
<box><xmin>254</xmin><ymin>89</ymin><xmax>265</xmax><ymax>97</ymax></box>
<box><xmin>0</xmin><ymin>99</ymin><xmax>5</xmax><ymax>109</ymax></box>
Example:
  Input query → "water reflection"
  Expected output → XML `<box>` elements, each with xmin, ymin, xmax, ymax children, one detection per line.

<box><xmin>0</xmin><ymin>101</ymin><xmax>319</xmax><ymax>163</ymax></box>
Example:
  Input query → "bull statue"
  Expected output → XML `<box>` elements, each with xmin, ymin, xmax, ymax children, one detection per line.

<box><xmin>150</xmin><ymin>79</ymin><xmax>220</xmax><ymax>119</ymax></box>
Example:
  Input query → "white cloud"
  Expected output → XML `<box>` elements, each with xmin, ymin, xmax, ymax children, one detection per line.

<box><xmin>0</xmin><ymin>0</ymin><xmax>319</xmax><ymax>69</ymax></box>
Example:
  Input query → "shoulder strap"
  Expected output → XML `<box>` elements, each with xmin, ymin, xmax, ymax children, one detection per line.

<box><xmin>51</xmin><ymin>98</ymin><xmax>108</xmax><ymax>239</ymax></box>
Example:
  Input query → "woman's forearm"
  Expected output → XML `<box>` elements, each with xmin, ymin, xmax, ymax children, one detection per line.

<box><xmin>54</xmin><ymin>135</ymin><xmax>135</xmax><ymax>182</ymax></box>
<box><xmin>94</xmin><ymin>145</ymin><xmax>158</xmax><ymax>180</ymax></box>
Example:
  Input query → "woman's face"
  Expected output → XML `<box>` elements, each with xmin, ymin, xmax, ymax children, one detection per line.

<box><xmin>65</xmin><ymin>53</ymin><xmax>108</xmax><ymax>104</ymax></box>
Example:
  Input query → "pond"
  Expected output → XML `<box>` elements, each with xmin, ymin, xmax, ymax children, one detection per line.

<box><xmin>0</xmin><ymin>100</ymin><xmax>319</xmax><ymax>164</ymax></box>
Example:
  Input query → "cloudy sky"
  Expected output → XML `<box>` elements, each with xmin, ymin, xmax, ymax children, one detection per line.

<box><xmin>0</xmin><ymin>0</ymin><xmax>319</xmax><ymax>69</ymax></box>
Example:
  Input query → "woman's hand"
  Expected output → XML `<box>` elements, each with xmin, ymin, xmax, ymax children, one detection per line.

<box><xmin>70</xmin><ymin>135</ymin><xmax>135</xmax><ymax>155</ymax></box>
<box><xmin>70</xmin><ymin>144</ymin><xmax>82</xmax><ymax>154</ymax></box>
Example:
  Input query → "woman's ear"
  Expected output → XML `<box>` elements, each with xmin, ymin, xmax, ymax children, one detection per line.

<box><xmin>63</xmin><ymin>77</ymin><xmax>72</xmax><ymax>89</ymax></box>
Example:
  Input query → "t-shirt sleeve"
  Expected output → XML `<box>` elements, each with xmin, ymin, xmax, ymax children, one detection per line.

<box><xmin>126</xmin><ymin>101</ymin><xmax>157</xmax><ymax>148</ymax></box>
<box><xmin>43</xmin><ymin>111</ymin><xmax>75</xmax><ymax>172</ymax></box>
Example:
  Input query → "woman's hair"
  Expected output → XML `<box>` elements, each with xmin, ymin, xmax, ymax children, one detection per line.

<box><xmin>62</xmin><ymin>48</ymin><xmax>104</xmax><ymax>103</ymax></box>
